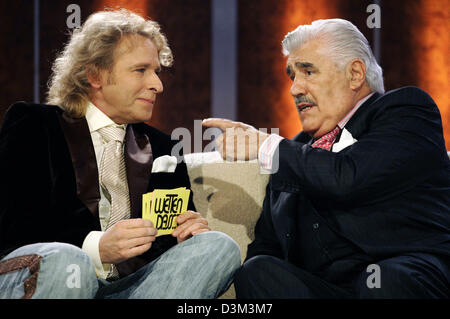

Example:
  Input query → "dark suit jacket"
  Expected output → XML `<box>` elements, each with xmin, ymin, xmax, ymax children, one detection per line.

<box><xmin>0</xmin><ymin>102</ymin><xmax>195</xmax><ymax>277</ymax></box>
<box><xmin>247</xmin><ymin>87</ymin><xmax>450</xmax><ymax>266</ymax></box>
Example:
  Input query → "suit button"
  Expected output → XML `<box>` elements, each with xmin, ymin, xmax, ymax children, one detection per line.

<box><xmin>286</xmin><ymin>233</ymin><xmax>290</xmax><ymax>238</ymax></box>
<box><xmin>313</xmin><ymin>223</ymin><xmax>319</xmax><ymax>229</ymax></box>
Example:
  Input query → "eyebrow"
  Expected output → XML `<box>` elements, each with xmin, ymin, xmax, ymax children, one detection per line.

<box><xmin>295</xmin><ymin>62</ymin><xmax>315</xmax><ymax>69</ymax></box>
<box><xmin>287</xmin><ymin>61</ymin><xmax>316</xmax><ymax>77</ymax></box>
<box><xmin>131</xmin><ymin>63</ymin><xmax>150</xmax><ymax>68</ymax></box>
<box><xmin>130</xmin><ymin>63</ymin><xmax>162</xmax><ymax>72</ymax></box>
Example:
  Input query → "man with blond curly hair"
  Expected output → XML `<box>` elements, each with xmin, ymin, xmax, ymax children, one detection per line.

<box><xmin>0</xmin><ymin>9</ymin><xmax>240</xmax><ymax>299</ymax></box>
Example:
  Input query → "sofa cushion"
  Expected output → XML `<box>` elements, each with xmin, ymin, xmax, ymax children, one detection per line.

<box><xmin>184</xmin><ymin>152</ymin><xmax>270</xmax><ymax>298</ymax></box>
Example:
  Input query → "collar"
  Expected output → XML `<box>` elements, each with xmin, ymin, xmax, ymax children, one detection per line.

<box><xmin>85</xmin><ymin>102</ymin><xmax>127</xmax><ymax>140</ymax></box>
<box><xmin>338</xmin><ymin>92</ymin><xmax>375</xmax><ymax>130</ymax></box>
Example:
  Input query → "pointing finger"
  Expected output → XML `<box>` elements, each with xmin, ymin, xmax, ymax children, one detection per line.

<box><xmin>202</xmin><ymin>118</ymin><xmax>248</xmax><ymax>131</ymax></box>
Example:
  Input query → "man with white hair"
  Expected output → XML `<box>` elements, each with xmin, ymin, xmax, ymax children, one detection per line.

<box><xmin>0</xmin><ymin>9</ymin><xmax>240</xmax><ymax>299</ymax></box>
<box><xmin>203</xmin><ymin>19</ymin><xmax>449</xmax><ymax>298</ymax></box>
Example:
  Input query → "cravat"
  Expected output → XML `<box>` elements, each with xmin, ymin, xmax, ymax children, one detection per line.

<box><xmin>99</xmin><ymin>125</ymin><xmax>131</xmax><ymax>229</ymax></box>
<box><xmin>311</xmin><ymin>126</ymin><xmax>341</xmax><ymax>151</ymax></box>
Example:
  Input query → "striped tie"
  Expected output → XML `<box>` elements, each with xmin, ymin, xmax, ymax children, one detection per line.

<box><xmin>99</xmin><ymin>125</ymin><xmax>131</xmax><ymax>229</ymax></box>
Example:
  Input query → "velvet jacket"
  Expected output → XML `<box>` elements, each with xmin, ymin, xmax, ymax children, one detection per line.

<box><xmin>0</xmin><ymin>102</ymin><xmax>195</xmax><ymax>277</ymax></box>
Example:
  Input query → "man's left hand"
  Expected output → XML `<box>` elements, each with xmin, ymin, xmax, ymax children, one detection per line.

<box><xmin>172</xmin><ymin>210</ymin><xmax>211</xmax><ymax>243</ymax></box>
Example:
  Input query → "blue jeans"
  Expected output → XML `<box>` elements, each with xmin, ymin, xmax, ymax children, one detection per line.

<box><xmin>0</xmin><ymin>231</ymin><xmax>240</xmax><ymax>299</ymax></box>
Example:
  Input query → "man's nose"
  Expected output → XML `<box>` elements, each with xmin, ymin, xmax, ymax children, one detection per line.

<box><xmin>290</xmin><ymin>77</ymin><xmax>306</xmax><ymax>97</ymax></box>
<box><xmin>147</xmin><ymin>73</ymin><xmax>163</xmax><ymax>93</ymax></box>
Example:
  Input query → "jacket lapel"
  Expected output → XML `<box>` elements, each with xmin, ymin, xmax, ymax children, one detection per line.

<box><xmin>329</xmin><ymin>92</ymin><xmax>382</xmax><ymax>152</ymax></box>
<box><xmin>343</xmin><ymin>92</ymin><xmax>381</xmax><ymax>139</ymax></box>
<box><xmin>58</xmin><ymin>113</ymin><xmax>100</xmax><ymax>218</ymax></box>
<box><xmin>125</xmin><ymin>124</ymin><xmax>153</xmax><ymax>219</ymax></box>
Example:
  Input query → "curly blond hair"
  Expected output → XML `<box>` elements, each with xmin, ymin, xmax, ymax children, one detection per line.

<box><xmin>47</xmin><ymin>9</ymin><xmax>173</xmax><ymax>118</ymax></box>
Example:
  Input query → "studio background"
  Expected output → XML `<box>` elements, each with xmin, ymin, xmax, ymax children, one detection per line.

<box><xmin>0</xmin><ymin>0</ymin><xmax>448</xmax><ymax>150</ymax></box>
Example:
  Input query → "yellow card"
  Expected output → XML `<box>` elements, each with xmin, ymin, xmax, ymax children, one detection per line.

<box><xmin>142</xmin><ymin>187</ymin><xmax>191</xmax><ymax>236</ymax></box>
<box><xmin>142</xmin><ymin>192</ymin><xmax>153</xmax><ymax>220</ymax></box>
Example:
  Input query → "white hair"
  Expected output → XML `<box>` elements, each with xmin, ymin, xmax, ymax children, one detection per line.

<box><xmin>282</xmin><ymin>18</ymin><xmax>385</xmax><ymax>94</ymax></box>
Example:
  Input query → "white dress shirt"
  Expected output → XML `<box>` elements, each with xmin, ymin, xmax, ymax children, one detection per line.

<box><xmin>81</xmin><ymin>102</ymin><xmax>127</xmax><ymax>279</ymax></box>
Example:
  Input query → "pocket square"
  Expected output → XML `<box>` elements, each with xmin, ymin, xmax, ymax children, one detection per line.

<box><xmin>332</xmin><ymin>128</ymin><xmax>357</xmax><ymax>153</ymax></box>
<box><xmin>151</xmin><ymin>155</ymin><xmax>178</xmax><ymax>173</ymax></box>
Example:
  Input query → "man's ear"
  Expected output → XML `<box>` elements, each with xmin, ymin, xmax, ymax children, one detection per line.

<box><xmin>346</xmin><ymin>59</ymin><xmax>366</xmax><ymax>90</ymax></box>
<box><xmin>86</xmin><ymin>67</ymin><xmax>102</xmax><ymax>89</ymax></box>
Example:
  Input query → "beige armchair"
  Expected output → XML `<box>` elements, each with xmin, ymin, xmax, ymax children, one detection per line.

<box><xmin>184</xmin><ymin>152</ymin><xmax>269</xmax><ymax>298</ymax></box>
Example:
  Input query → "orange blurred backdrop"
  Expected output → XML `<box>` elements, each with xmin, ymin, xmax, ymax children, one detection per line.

<box><xmin>92</xmin><ymin>0</ymin><xmax>449</xmax><ymax>148</ymax></box>
<box><xmin>415</xmin><ymin>0</ymin><xmax>449</xmax><ymax>149</ymax></box>
<box><xmin>93</xmin><ymin>0</ymin><xmax>148</xmax><ymax>13</ymax></box>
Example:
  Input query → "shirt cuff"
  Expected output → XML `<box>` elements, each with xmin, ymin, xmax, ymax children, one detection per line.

<box><xmin>258</xmin><ymin>133</ymin><xmax>284</xmax><ymax>171</ymax></box>
<box><xmin>82</xmin><ymin>231</ymin><xmax>113</xmax><ymax>280</ymax></box>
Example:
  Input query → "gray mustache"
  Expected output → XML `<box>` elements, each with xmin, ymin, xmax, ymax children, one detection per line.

<box><xmin>294</xmin><ymin>95</ymin><xmax>315</xmax><ymax>105</ymax></box>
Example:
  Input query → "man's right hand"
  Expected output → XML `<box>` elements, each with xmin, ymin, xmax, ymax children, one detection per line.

<box><xmin>202</xmin><ymin>118</ymin><xmax>269</xmax><ymax>161</ymax></box>
<box><xmin>99</xmin><ymin>218</ymin><xmax>157</xmax><ymax>264</ymax></box>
